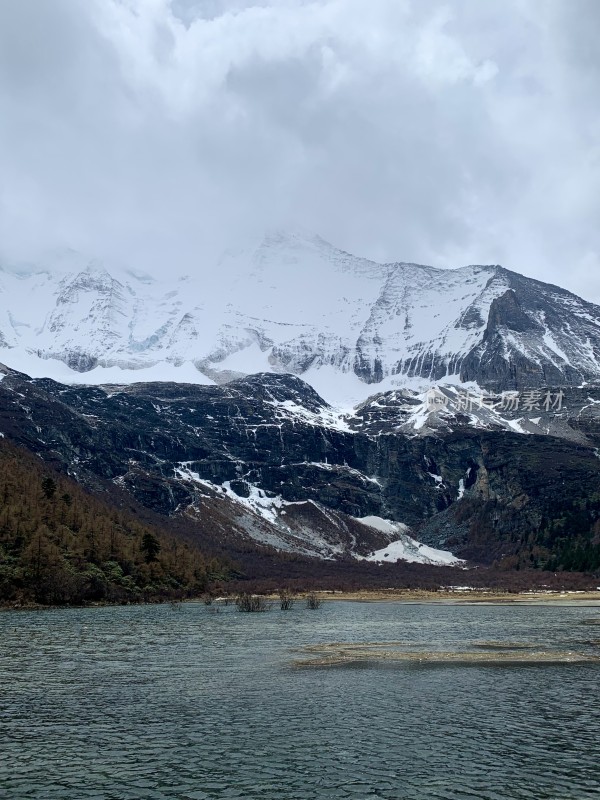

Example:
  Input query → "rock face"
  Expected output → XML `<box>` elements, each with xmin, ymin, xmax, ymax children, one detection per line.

<box><xmin>1</xmin><ymin>232</ymin><xmax>600</xmax><ymax>397</ymax></box>
<box><xmin>1</xmin><ymin>366</ymin><xmax>600</xmax><ymax>568</ymax></box>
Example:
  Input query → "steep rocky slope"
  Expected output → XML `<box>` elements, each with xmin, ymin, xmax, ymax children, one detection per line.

<box><xmin>1</xmin><ymin>366</ymin><xmax>599</xmax><ymax>571</ymax></box>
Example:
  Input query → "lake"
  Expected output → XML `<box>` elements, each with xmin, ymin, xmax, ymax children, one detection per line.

<box><xmin>1</xmin><ymin>600</ymin><xmax>600</xmax><ymax>799</ymax></box>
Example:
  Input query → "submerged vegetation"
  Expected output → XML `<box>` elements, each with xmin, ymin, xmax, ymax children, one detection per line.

<box><xmin>235</xmin><ymin>593</ymin><xmax>271</xmax><ymax>612</ymax></box>
<box><xmin>279</xmin><ymin>590</ymin><xmax>295</xmax><ymax>610</ymax></box>
<box><xmin>305</xmin><ymin>592</ymin><xmax>323</xmax><ymax>609</ymax></box>
<box><xmin>232</xmin><ymin>591</ymin><xmax>324</xmax><ymax>612</ymax></box>
<box><xmin>0</xmin><ymin>441</ymin><xmax>229</xmax><ymax>606</ymax></box>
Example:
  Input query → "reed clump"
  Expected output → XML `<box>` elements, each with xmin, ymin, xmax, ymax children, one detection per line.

<box><xmin>235</xmin><ymin>593</ymin><xmax>271</xmax><ymax>612</ymax></box>
<box><xmin>305</xmin><ymin>593</ymin><xmax>323</xmax><ymax>610</ymax></box>
<box><xmin>279</xmin><ymin>590</ymin><xmax>295</xmax><ymax>610</ymax></box>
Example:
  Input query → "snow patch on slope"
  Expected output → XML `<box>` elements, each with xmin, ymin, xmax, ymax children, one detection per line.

<box><xmin>266</xmin><ymin>397</ymin><xmax>353</xmax><ymax>432</ymax></box>
<box><xmin>364</xmin><ymin>539</ymin><xmax>463</xmax><ymax>566</ymax></box>
<box><xmin>356</xmin><ymin>515</ymin><xmax>410</xmax><ymax>535</ymax></box>
<box><xmin>174</xmin><ymin>466</ymin><xmax>460</xmax><ymax>565</ymax></box>
<box><xmin>356</xmin><ymin>516</ymin><xmax>463</xmax><ymax>566</ymax></box>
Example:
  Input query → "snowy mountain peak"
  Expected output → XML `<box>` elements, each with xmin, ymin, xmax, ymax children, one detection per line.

<box><xmin>0</xmin><ymin>233</ymin><xmax>599</xmax><ymax>403</ymax></box>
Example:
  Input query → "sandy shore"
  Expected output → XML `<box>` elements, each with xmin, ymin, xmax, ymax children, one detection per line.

<box><xmin>307</xmin><ymin>589</ymin><xmax>600</xmax><ymax>605</ymax></box>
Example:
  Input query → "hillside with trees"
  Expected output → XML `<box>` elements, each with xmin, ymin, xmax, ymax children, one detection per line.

<box><xmin>0</xmin><ymin>440</ymin><xmax>229</xmax><ymax>606</ymax></box>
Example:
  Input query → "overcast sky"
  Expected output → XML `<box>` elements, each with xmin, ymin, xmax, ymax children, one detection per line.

<box><xmin>0</xmin><ymin>0</ymin><xmax>599</xmax><ymax>301</ymax></box>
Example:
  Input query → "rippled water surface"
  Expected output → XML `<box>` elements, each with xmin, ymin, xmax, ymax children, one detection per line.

<box><xmin>2</xmin><ymin>601</ymin><xmax>600</xmax><ymax>799</ymax></box>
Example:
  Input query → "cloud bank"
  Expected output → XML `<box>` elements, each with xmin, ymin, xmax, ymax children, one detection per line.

<box><xmin>0</xmin><ymin>0</ymin><xmax>599</xmax><ymax>300</ymax></box>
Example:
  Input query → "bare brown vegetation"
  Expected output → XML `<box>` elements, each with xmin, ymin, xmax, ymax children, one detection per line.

<box><xmin>279</xmin><ymin>590</ymin><xmax>295</xmax><ymax>610</ymax></box>
<box><xmin>235</xmin><ymin>592</ymin><xmax>271</xmax><ymax>612</ymax></box>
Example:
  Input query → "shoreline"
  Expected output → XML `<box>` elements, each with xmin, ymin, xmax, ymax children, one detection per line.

<box><xmin>3</xmin><ymin>588</ymin><xmax>600</xmax><ymax>612</ymax></box>
<box><xmin>306</xmin><ymin>589</ymin><xmax>600</xmax><ymax>605</ymax></box>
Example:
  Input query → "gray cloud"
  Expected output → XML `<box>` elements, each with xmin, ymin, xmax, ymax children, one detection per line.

<box><xmin>0</xmin><ymin>0</ymin><xmax>598</xmax><ymax>301</ymax></box>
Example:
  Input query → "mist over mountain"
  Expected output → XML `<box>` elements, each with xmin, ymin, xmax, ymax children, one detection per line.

<box><xmin>2</xmin><ymin>230</ymin><xmax>600</xmax><ymax>406</ymax></box>
<box><xmin>1</xmin><ymin>229</ymin><xmax>600</xmax><ymax>579</ymax></box>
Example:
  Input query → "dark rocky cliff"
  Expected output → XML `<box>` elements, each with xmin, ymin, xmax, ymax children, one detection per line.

<box><xmin>1</xmin><ymin>366</ymin><xmax>599</xmax><ymax>569</ymax></box>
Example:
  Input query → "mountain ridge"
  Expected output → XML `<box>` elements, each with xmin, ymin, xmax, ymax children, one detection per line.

<box><xmin>1</xmin><ymin>231</ymin><xmax>600</xmax><ymax>402</ymax></box>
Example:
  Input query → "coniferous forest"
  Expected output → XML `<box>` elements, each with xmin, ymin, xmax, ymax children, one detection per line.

<box><xmin>0</xmin><ymin>440</ymin><xmax>229</xmax><ymax>606</ymax></box>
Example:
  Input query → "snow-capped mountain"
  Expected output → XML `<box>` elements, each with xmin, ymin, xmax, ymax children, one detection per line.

<box><xmin>2</xmin><ymin>230</ymin><xmax>600</xmax><ymax>402</ymax></box>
